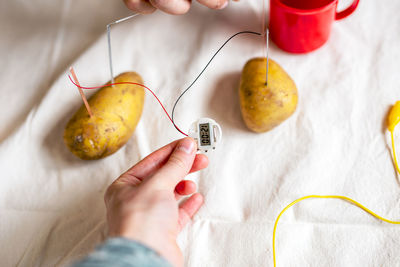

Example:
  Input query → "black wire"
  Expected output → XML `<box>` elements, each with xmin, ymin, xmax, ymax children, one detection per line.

<box><xmin>171</xmin><ymin>31</ymin><xmax>262</xmax><ymax>134</ymax></box>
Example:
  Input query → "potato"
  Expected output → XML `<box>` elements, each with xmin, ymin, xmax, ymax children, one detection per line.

<box><xmin>239</xmin><ymin>58</ymin><xmax>298</xmax><ymax>133</ymax></box>
<box><xmin>64</xmin><ymin>72</ymin><xmax>145</xmax><ymax>160</ymax></box>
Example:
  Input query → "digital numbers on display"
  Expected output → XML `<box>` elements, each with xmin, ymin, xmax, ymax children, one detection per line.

<box><xmin>199</xmin><ymin>123</ymin><xmax>211</xmax><ymax>146</ymax></box>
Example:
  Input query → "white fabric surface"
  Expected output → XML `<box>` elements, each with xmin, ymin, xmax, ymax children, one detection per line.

<box><xmin>1</xmin><ymin>0</ymin><xmax>400</xmax><ymax>266</ymax></box>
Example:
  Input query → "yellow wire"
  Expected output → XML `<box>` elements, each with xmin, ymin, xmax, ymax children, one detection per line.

<box><xmin>390</xmin><ymin>130</ymin><xmax>400</xmax><ymax>174</ymax></box>
<box><xmin>272</xmin><ymin>195</ymin><xmax>400</xmax><ymax>267</ymax></box>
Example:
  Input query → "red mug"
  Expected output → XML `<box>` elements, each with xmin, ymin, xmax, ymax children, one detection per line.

<box><xmin>269</xmin><ymin>0</ymin><xmax>360</xmax><ymax>53</ymax></box>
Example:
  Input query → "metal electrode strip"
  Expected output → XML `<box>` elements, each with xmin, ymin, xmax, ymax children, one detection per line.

<box><xmin>265</xmin><ymin>29</ymin><xmax>269</xmax><ymax>85</ymax></box>
<box><xmin>261</xmin><ymin>0</ymin><xmax>269</xmax><ymax>85</ymax></box>
<box><xmin>107</xmin><ymin>14</ymin><xmax>140</xmax><ymax>85</ymax></box>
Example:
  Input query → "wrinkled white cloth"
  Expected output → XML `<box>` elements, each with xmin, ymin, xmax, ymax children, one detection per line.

<box><xmin>1</xmin><ymin>0</ymin><xmax>400</xmax><ymax>266</ymax></box>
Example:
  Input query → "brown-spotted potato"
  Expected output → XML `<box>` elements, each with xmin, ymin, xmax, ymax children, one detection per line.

<box><xmin>239</xmin><ymin>58</ymin><xmax>298</xmax><ymax>133</ymax></box>
<box><xmin>64</xmin><ymin>72</ymin><xmax>145</xmax><ymax>160</ymax></box>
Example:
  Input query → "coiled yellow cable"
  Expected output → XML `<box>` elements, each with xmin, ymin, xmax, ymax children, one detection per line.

<box><xmin>272</xmin><ymin>195</ymin><xmax>400</xmax><ymax>267</ymax></box>
<box><xmin>272</xmin><ymin>104</ymin><xmax>400</xmax><ymax>266</ymax></box>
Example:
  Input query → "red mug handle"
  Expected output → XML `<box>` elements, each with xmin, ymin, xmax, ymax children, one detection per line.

<box><xmin>335</xmin><ymin>0</ymin><xmax>360</xmax><ymax>20</ymax></box>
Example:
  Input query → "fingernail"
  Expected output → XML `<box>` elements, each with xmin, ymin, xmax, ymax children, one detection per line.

<box><xmin>219</xmin><ymin>1</ymin><xmax>228</xmax><ymax>9</ymax></box>
<box><xmin>178</xmin><ymin>138</ymin><xmax>195</xmax><ymax>154</ymax></box>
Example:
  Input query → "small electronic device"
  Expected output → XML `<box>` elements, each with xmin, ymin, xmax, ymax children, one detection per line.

<box><xmin>188</xmin><ymin>118</ymin><xmax>222</xmax><ymax>153</ymax></box>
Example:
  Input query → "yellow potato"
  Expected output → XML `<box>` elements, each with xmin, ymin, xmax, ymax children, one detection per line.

<box><xmin>64</xmin><ymin>72</ymin><xmax>145</xmax><ymax>160</ymax></box>
<box><xmin>239</xmin><ymin>58</ymin><xmax>298</xmax><ymax>133</ymax></box>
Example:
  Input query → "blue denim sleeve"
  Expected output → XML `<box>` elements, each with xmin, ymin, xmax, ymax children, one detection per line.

<box><xmin>72</xmin><ymin>237</ymin><xmax>172</xmax><ymax>267</ymax></box>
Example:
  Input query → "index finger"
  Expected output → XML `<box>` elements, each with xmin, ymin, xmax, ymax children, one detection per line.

<box><xmin>197</xmin><ymin>0</ymin><xmax>228</xmax><ymax>9</ymax></box>
<box><xmin>149</xmin><ymin>0</ymin><xmax>191</xmax><ymax>14</ymax></box>
<box><xmin>124</xmin><ymin>0</ymin><xmax>157</xmax><ymax>14</ymax></box>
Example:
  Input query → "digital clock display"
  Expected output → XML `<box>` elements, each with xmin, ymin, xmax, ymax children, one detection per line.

<box><xmin>199</xmin><ymin>123</ymin><xmax>211</xmax><ymax>146</ymax></box>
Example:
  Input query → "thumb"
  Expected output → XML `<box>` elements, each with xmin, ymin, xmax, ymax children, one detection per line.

<box><xmin>151</xmin><ymin>137</ymin><xmax>197</xmax><ymax>189</ymax></box>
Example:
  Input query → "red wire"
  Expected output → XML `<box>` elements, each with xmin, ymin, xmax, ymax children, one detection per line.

<box><xmin>67</xmin><ymin>74</ymin><xmax>188</xmax><ymax>136</ymax></box>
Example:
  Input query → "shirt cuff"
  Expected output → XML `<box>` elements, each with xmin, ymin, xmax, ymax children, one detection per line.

<box><xmin>72</xmin><ymin>237</ymin><xmax>172</xmax><ymax>267</ymax></box>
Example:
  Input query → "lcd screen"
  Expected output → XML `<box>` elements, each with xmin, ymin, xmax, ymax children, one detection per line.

<box><xmin>199</xmin><ymin>123</ymin><xmax>211</xmax><ymax>146</ymax></box>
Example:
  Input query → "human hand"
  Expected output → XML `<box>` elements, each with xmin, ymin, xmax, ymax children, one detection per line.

<box><xmin>104</xmin><ymin>137</ymin><xmax>208</xmax><ymax>267</ymax></box>
<box><xmin>124</xmin><ymin>0</ymin><xmax>231</xmax><ymax>15</ymax></box>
